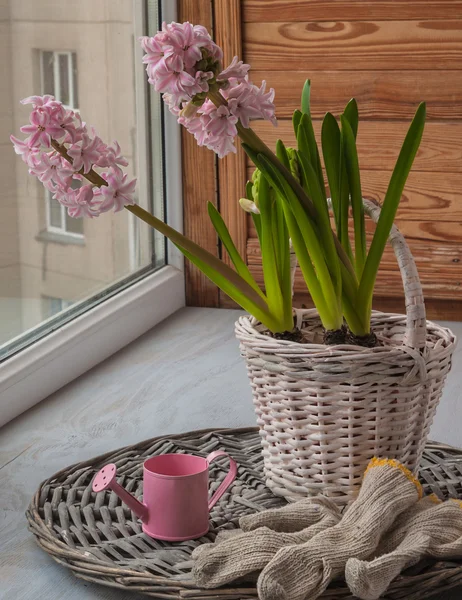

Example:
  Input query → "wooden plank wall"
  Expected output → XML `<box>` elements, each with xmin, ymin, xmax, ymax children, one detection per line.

<box><xmin>179</xmin><ymin>0</ymin><xmax>219</xmax><ymax>307</ymax></box>
<box><xmin>240</xmin><ymin>0</ymin><xmax>462</xmax><ymax>319</ymax></box>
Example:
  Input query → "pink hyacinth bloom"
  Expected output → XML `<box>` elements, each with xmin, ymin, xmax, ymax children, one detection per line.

<box><xmin>192</xmin><ymin>24</ymin><xmax>223</xmax><ymax>61</ymax></box>
<box><xmin>98</xmin><ymin>167</ymin><xmax>137</xmax><ymax>213</ymax></box>
<box><xmin>207</xmin><ymin>134</ymin><xmax>237</xmax><ymax>158</ymax></box>
<box><xmin>217</xmin><ymin>56</ymin><xmax>251</xmax><ymax>82</ymax></box>
<box><xmin>30</xmin><ymin>151</ymin><xmax>74</xmax><ymax>190</ymax></box>
<box><xmin>142</xmin><ymin>23</ymin><xmax>278</xmax><ymax>158</ymax></box>
<box><xmin>179</xmin><ymin>100</ymin><xmax>239</xmax><ymax>158</ymax></box>
<box><xmin>165</xmin><ymin>22</ymin><xmax>203</xmax><ymax>69</ymax></box>
<box><xmin>56</xmin><ymin>184</ymin><xmax>98</xmax><ymax>218</ymax></box>
<box><xmin>10</xmin><ymin>135</ymin><xmax>38</xmax><ymax>164</ymax></box>
<box><xmin>13</xmin><ymin>96</ymin><xmax>137</xmax><ymax>218</ymax></box>
<box><xmin>140</xmin><ymin>36</ymin><xmax>165</xmax><ymax>72</ymax></box>
<box><xmin>58</xmin><ymin>110</ymin><xmax>85</xmax><ymax>144</ymax></box>
<box><xmin>152</xmin><ymin>60</ymin><xmax>199</xmax><ymax>97</ymax></box>
<box><xmin>20</xmin><ymin>108</ymin><xmax>63</xmax><ymax>148</ymax></box>
<box><xmin>180</xmin><ymin>112</ymin><xmax>209</xmax><ymax>146</ymax></box>
<box><xmin>254</xmin><ymin>80</ymin><xmax>277</xmax><ymax>126</ymax></box>
<box><xmin>20</xmin><ymin>94</ymin><xmax>55</xmax><ymax>107</ymax></box>
<box><xmin>162</xmin><ymin>93</ymin><xmax>182</xmax><ymax>116</ymax></box>
<box><xmin>67</xmin><ymin>134</ymin><xmax>101</xmax><ymax>173</ymax></box>
<box><xmin>225</xmin><ymin>82</ymin><xmax>266</xmax><ymax>128</ymax></box>
<box><xmin>96</xmin><ymin>140</ymin><xmax>129</xmax><ymax>169</ymax></box>
<box><xmin>222</xmin><ymin>78</ymin><xmax>277</xmax><ymax>128</ymax></box>
<box><xmin>204</xmin><ymin>105</ymin><xmax>238</xmax><ymax>138</ymax></box>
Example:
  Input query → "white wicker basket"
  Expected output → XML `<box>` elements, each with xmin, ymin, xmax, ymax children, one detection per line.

<box><xmin>235</xmin><ymin>199</ymin><xmax>457</xmax><ymax>505</ymax></box>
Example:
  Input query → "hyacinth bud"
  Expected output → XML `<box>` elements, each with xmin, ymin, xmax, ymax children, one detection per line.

<box><xmin>286</xmin><ymin>147</ymin><xmax>301</xmax><ymax>183</ymax></box>
<box><xmin>251</xmin><ymin>168</ymin><xmax>261</xmax><ymax>206</ymax></box>
<box><xmin>239</xmin><ymin>197</ymin><xmax>260</xmax><ymax>214</ymax></box>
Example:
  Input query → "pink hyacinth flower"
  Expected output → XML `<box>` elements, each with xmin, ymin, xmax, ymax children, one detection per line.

<box><xmin>68</xmin><ymin>134</ymin><xmax>102</xmax><ymax>173</ymax></box>
<box><xmin>95</xmin><ymin>140</ymin><xmax>129</xmax><ymax>169</ymax></box>
<box><xmin>217</xmin><ymin>56</ymin><xmax>251</xmax><ymax>82</ymax></box>
<box><xmin>56</xmin><ymin>184</ymin><xmax>98</xmax><ymax>219</ymax></box>
<box><xmin>152</xmin><ymin>60</ymin><xmax>199</xmax><ymax>97</ymax></box>
<box><xmin>58</xmin><ymin>110</ymin><xmax>84</xmax><ymax>144</ymax></box>
<box><xmin>10</xmin><ymin>135</ymin><xmax>38</xmax><ymax>164</ymax></box>
<box><xmin>164</xmin><ymin>22</ymin><xmax>203</xmax><ymax>69</ymax></box>
<box><xmin>30</xmin><ymin>151</ymin><xmax>74</xmax><ymax>190</ymax></box>
<box><xmin>204</xmin><ymin>105</ymin><xmax>238</xmax><ymax>138</ymax></box>
<box><xmin>140</xmin><ymin>36</ymin><xmax>166</xmax><ymax>72</ymax></box>
<box><xmin>98</xmin><ymin>167</ymin><xmax>137</xmax><ymax>213</ymax></box>
<box><xmin>254</xmin><ymin>80</ymin><xmax>277</xmax><ymax>126</ymax></box>
<box><xmin>20</xmin><ymin>108</ymin><xmax>64</xmax><ymax>148</ymax></box>
<box><xmin>20</xmin><ymin>94</ymin><xmax>55</xmax><ymax>107</ymax></box>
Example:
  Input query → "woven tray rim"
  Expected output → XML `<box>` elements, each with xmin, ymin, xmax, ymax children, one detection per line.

<box><xmin>27</xmin><ymin>427</ymin><xmax>462</xmax><ymax>600</ymax></box>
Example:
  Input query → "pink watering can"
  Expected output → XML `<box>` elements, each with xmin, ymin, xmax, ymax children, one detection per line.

<box><xmin>92</xmin><ymin>451</ymin><xmax>237</xmax><ymax>541</ymax></box>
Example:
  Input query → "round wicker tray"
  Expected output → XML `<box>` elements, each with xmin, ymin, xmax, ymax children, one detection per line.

<box><xmin>27</xmin><ymin>427</ymin><xmax>462</xmax><ymax>599</ymax></box>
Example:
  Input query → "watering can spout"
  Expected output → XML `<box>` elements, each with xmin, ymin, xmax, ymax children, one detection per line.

<box><xmin>92</xmin><ymin>464</ymin><xmax>149</xmax><ymax>522</ymax></box>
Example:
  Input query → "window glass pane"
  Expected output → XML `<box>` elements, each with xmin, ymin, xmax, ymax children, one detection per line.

<box><xmin>65</xmin><ymin>211</ymin><xmax>84</xmax><ymax>235</ymax></box>
<box><xmin>41</xmin><ymin>51</ymin><xmax>54</xmax><ymax>96</ymax></box>
<box><xmin>71</xmin><ymin>52</ymin><xmax>79</xmax><ymax>108</ymax></box>
<box><xmin>58</xmin><ymin>53</ymin><xmax>71</xmax><ymax>106</ymax></box>
<box><xmin>1</xmin><ymin>0</ymin><xmax>165</xmax><ymax>357</ymax></box>
<box><xmin>48</xmin><ymin>194</ymin><xmax>63</xmax><ymax>228</ymax></box>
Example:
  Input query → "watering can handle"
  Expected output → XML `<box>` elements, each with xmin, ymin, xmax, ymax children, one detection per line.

<box><xmin>206</xmin><ymin>450</ymin><xmax>238</xmax><ymax>511</ymax></box>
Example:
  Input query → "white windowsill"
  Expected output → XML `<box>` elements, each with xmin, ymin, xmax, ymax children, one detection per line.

<box><xmin>0</xmin><ymin>265</ymin><xmax>185</xmax><ymax>427</ymax></box>
<box><xmin>36</xmin><ymin>229</ymin><xmax>85</xmax><ymax>246</ymax></box>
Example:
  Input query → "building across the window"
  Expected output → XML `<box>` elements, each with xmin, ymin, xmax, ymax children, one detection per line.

<box><xmin>1</xmin><ymin>1</ymin><xmax>159</xmax><ymax>351</ymax></box>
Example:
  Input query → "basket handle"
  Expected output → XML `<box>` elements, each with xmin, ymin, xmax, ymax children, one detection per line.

<box><xmin>303</xmin><ymin>198</ymin><xmax>426</xmax><ymax>350</ymax></box>
<box><xmin>362</xmin><ymin>198</ymin><xmax>426</xmax><ymax>351</ymax></box>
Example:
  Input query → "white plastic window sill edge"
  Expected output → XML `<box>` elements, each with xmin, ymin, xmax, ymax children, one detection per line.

<box><xmin>0</xmin><ymin>265</ymin><xmax>185</xmax><ymax>428</ymax></box>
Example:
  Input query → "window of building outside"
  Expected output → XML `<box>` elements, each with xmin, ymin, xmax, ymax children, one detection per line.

<box><xmin>0</xmin><ymin>0</ymin><xmax>169</xmax><ymax>361</ymax></box>
<box><xmin>40</xmin><ymin>50</ymin><xmax>84</xmax><ymax>238</ymax></box>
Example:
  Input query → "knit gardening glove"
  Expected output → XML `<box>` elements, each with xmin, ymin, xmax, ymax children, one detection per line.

<box><xmin>257</xmin><ymin>457</ymin><xmax>423</xmax><ymax>600</ymax></box>
<box><xmin>345</xmin><ymin>497</ymin><xmax>462</xmax><ymax>600</ymax></box>
<box><xmin>369</xmin><ymin>493</ymin><xmax>441</xmax><ymax>557</ymax></box>
<box><xmin>192</xmin><ymin>496</ymin><xmax>341</xmax><ymax>588</ymax></box>
<box><xmin>240</xmin><ymin>495</ymin><xmax>342</xmax><ymax>533</ymax></box>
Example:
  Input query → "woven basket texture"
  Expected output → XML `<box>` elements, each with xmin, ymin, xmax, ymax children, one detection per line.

<box><xmin>235</xmin><ymin>199</ymin><xmax>457</xmax><ymax>504</ymax></box>
<box><xmin>27</xmin><ymin>428</ymin><xmax>462</xmax><ymax>599</ymax></box>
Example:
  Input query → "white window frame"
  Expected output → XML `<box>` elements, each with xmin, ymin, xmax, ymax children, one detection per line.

<box><xmin>0</xmin><ymin>0</ymin><xmax>185</xmax><ymax>427</ymax></box>
<box><xmin>40</xmin><ymin>50</ymin><xmax>77</xmax><ymax>109</ymax></box>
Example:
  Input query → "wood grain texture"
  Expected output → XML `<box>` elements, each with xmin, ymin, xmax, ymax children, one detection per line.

<box><xmin>244</xmin><ymin>20</ymin><xmax>462</xmax><ymax>70</ymax></box>
<box><xmin>245</xmin><ymin>168</ymin><xmax>462</xmax><ymax>222</ymax></box>
<box><xmin>253</xmin><ymin>70</ymin><xmax>462</xmax><ymax>120</ymax></box>
<box><xmin>213</xmin><ymin>0</ymin><xmax>248</xmax><ymax>273</ymax></box>
<box><xmin>247</xmin><ymin>250</ymin><xmax>462</xmax><ymax>300</ymax></box>
<box><xmin>248</xmin><ymin>233</ymin><xmax>462</xmax><ymax>274</ymax></box>
<box><xmin>179</xmin><ymin>0</ymin><xmax>219</xmax><ymax>307</ymax></box>
<box><xmin>249</xmin><ymin>214</ymin><xmax>462</xmax><ymax>246</ymax></box>
<box><xmin>292</xmin><ymin>295</ymin><xmax>462</xmax><ymax>323</ymax></box>
<box><xmin>221</xmin><ymin>291</ymin><xmax>462</xmax><ymax>322</ymax></box>
<box><xmin>250</xmin><ymin>120</ymin><xmax>462</xmax><ymax>173</ymax></box>
<box><xmin>242</xmin><ymin>0</ymin><xmax>462</xmax><ymax>22</ymax></box>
